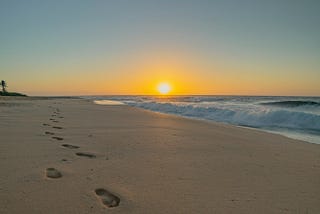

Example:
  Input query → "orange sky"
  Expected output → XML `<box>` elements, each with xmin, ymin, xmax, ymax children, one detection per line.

<box><xmin>8</xmin><ymin>48</ymin><xmax>319</xmax><ymax>96</ymax></box>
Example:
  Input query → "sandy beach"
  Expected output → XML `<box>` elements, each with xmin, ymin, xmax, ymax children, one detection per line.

<box><xmin>0</xmin><ymin>97</ymin><xmax>319</xmax><ymax>213</ymax></box>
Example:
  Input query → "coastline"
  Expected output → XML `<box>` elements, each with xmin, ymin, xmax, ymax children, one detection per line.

<box><xmin>1</xmin><ymin>97</ymin><xmax>320</xmax><ymax>213</ymax></box>
<box><xmin>92</xmin><ymin>95</ymin><xmax>320</xmax><ymax>145</ymax></box>
<box><xmin>96</xmin><ymin>98</ymin><xmax>319</xmax><ymax>145</ymax></box>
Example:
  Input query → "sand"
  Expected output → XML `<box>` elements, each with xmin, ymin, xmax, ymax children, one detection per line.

<box><xmin>0</xmin><ymin>97</ymin><xmax>319</xmax><ymax>213</ymax></box>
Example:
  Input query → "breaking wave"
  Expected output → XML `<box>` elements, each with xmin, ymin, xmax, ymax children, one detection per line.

<box><xmin>261</xmin><ymin>100</ymin><xmax>320</xmax><ymax>107</ymax></box>
<box><xmin>127</xmin><ymin>101</ymin><xmax>320</xmax><ymax>132</ymax></box>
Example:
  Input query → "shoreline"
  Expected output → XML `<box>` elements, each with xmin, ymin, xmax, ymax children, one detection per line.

<box><xmin>1</xmin><ymin>97</ymin><xmax>320</xmax><ymax>213</ymax></box>
<box><xmin>1</xmin><ymin>94</ymin><xmax>319</xmax><ymax>145</ymax></box>
<box><xmin>93</xmin><ymin>98</ymin><xmax>320</xmax><ymax>145</ymax></box>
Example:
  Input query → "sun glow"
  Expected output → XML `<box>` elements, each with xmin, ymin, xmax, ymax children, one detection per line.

<box><xmin>157</xmin><ymin>83</ymin><xmax>171</xmax><ymax>95</ymax></box>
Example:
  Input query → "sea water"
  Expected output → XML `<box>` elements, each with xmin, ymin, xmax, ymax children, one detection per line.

<box><xmin>90</xmin><ymin>96</ymin><xmax>320</xmax><ymax>144</ymax></box>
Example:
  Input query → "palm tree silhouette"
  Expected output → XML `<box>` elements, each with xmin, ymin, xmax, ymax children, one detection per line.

<box><xmin>1</xmin><ymin>80</ymin><xmax>7</xmax><ymax>93</ymax></box>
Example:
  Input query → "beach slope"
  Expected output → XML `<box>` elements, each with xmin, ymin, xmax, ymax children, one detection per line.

<box><xmin>0</xmin><ymin>97</ymin><xmax>319</xmax><ymax>213</ymax></box>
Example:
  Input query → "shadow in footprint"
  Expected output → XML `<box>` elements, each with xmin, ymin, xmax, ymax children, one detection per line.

<box><xmin>43</xmin><ymin>123</ymin><xmax>51</xmax><ymax>126</ymax></box>
<box><xmin>76</xmin><ymin>152</ymin><xmax>96</xmax><ymax>158</ymax></box>
<box><xmin>45</xmin><ymin>131</ymin><xmax>55</xmax><ymax>135</ymax></box>
<box><xmin>62</xmin><ymin>144</ymin><xmax>80</xmax><ymax>149</ymax></box>
<box><xmin>95</xmin><ymin>188</ymin><xmax>120</xmax><ymax>208</ymax></box>
<box><xmin>46</xmin><ymin>168</ymin><xmax>62</xmax><ymax>179</ymax></box>
<box><xmin>52</xmin><ymin>136</ymin><xmax>64</xmax><ymax>141</ymax></box>
<box><xmin>52</xmin><ymin>126</ymin><xmax>63</xmax><ymax>129</ymax></box>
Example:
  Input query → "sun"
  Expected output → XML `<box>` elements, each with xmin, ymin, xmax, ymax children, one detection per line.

<box><xmin>157</xmin><ymin>82</ymin><xmax>171</xmax><ymax>95</ymax></box>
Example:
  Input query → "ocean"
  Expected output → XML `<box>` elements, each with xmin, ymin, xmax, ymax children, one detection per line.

<box><xmin>89</xmin><ymin>95</ymin><xmax>320</xmax><ymax>144</ymax></box>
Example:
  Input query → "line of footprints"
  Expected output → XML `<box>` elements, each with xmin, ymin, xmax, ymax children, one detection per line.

<box><xmin>42</xmin><ymin>105</ymin><xmax>120</xmax><ymax>208</ymax></box>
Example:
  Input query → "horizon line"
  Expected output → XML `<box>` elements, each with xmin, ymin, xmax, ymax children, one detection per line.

<box><xmin>30</xmin><ymin>94</ymin><xmax>320</xmax><ymax>98</ymax></box>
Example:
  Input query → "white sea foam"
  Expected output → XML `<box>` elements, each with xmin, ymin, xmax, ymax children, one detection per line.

<box><xmin>94</xmin><ymin>100</ymin><xmax>125</xmax><ymax>105</ymax></box>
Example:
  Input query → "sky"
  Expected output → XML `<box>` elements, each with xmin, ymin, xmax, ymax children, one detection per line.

<box><xmin>0</xmin><ymin>0</ymin><xmax>319</xmax><ymax>96</ymax></box>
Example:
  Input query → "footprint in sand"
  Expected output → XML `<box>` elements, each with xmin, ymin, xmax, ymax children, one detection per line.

<box><xmin>45</xmin><ymin>131</ymin><xmax>55</xmax><ymax>135</ymax></box>
<box><xmin>43</xmin><ymin>123</ymin><xmax>51</xmax><ymax>126</ymax></box>
<box><xmin>95</xmin><ymin>188</ymin><xmax>120</xmax><ymax>208</ymax></box>
<box><xmin>62</xmin><ymin>144</ymin><xmax>80</xmax><ymax>149</ymax></box>
<box><xmin>46</xmin><ymin>168</ymin><xmax>62</xmax><ymax>179</ymax></box>
<box><xmin>52</xmin><ymin>136</ymin><xmax>64</xmax><ymax>141</ymax></box>
<box><xmin>52</xmin><ymin>120</ymin><xmax>59</xmax><ymax>123</ymax></box>
<box><xmin>52</xmin><ymin>126</ymin><xmax>63</xmax><ymax>129</ymax></box>
<box><xmin>59</xmin><ymin>116</ymin><xmax>64</xmax><ymax>119</ymax></box>
<box><xmin>76</xmin><ymin>152</ymin><xmax>96</xmax><ymax>158</ymax></box>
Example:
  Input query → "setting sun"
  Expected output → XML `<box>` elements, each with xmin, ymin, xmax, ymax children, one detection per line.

<box><xmin>157</xmin><ymin>83</ymin><xmax>171</xmax><ymax>95</ymax></box>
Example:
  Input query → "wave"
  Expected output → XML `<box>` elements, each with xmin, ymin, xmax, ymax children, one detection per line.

<box><xmin>261</xmin><ymin>100</ymin><xmax>320</xmax><ymax>107</ymax></box>
<box><xmin>127</xmin><ymin>101</ymin><xmax>320</xmax><ymax>132</ymax></box>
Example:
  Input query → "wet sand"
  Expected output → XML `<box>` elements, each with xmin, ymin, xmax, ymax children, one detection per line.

<box><xmin>0</xmin><ymin>97</ymin><xmax>319</xmax><ymax>213</ymax></box>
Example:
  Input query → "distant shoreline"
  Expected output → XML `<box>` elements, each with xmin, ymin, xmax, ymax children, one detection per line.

<box><xmin>0</xmin><ymin>91</ymin><xmax>27</xmax><ymax>97</ymax></box>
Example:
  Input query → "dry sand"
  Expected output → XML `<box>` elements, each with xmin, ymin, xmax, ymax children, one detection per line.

<box><xmin>0</xmin><ymin>97</ymin><xmax>319</xmax><ymax>213</ymax></box>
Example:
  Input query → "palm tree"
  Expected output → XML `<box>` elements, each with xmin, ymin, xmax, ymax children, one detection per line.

<box><xmin>1</xmin><ymin>80</ymin><xmax>7</xmax><ymax>93</ymax></box>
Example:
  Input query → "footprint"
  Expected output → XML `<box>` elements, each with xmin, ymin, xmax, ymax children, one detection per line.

<box><xmin>59</xmin><ymin>116</ymin><xmax>64</xmax><ymax>119</ymax></box>
<box><xmin>46</xmin><ymin>168</ymin><xmax>62</xmax><ymax>179</ymax></box>
<box><xmin>45</xmin><ymin>131</ymin><xmax>55</xmax><ymax>135</ymax></box>
<box><xmin>43</xmin><ymin>123</ymin><xmax>51</xmax><ymax>126</ymax></box>
<box><xmin>52</xmin><ymin>126</ymin><xmax>63</xmax><ymax>129</ymax></box>
<box><xmin>62</xmin><ymin>144</ymin><xmax>80</xmax><ymax>149</ymax></box>
<box><xmin>49</xmin><ymin>118</ymin><xmax>55</xmax><ymax>121</ymax></box>
<box><xmin>76</xmin><ymin>152</ymin><xmax>96</xmax><ymax>158</ymax></box>
<box><xmin>52</xmin><ymin>136</ymin><xmax>64</xmax><ymax>141</ymax></box>
<box><xmin>95</xmin><ymin>188</ymin><xmax>120</xmax><ymax>208</ymax></box>
<box><xmin>52</xmin><ymin>120</ymin><xmax>59</xmax><ymax>123</ymax></box>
